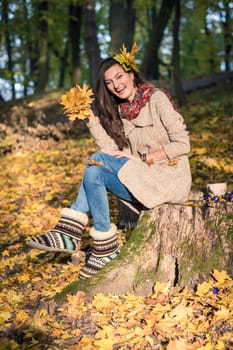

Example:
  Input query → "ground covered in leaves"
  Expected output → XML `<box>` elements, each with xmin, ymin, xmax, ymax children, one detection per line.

<box><xmin>0</xmin><ymin>81</ymin><xmax>232</xmax><ymax>349</ymax></box>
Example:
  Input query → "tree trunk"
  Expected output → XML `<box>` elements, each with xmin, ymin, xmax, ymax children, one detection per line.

<box><xmin>58</xmin><ymin>38</ymin><xmax>69</xmax><ymax>88</ymax></box>
<box><xmin>50</xmin><ymin>6</ymin><xmax>70</xmax><ymax>88</ymax></box>
<box><xmin>83</xmin><ymin>0</ymin><xmax>101</xmax><ymax>88</ymax></box>
<box><xmin>220</xmin><ymin>0</ymin><xmax>232</xmax><ymax>72</ymax></box>
<box><xmin>60</xmin><ymin>192</ymin><xmax>233</xmax><ymax>300</ymax></box>
<box><xmin>109</xmin><ymin>0</ymin><xmax>135</xmax><ymax>53</ymax></box>
<box><xmin>176</xmin><ymin>71</ymin><xmax>233</xmax><ymax>95</ymax></box>
<box><xmin>141</xmin><ymin>0</ymin><xmax>174</xmax><ymax>80</ymax></box>
<box><xmin>22</xmin><ymin>0</ymin><xmax>32</xmax><ymax>97</ymax></box>
<box><xmin>68</xmin><ymin>3</ymin><xmax>82</xmax><ymax>86</ymax></box>
<box><xmin>2</xmin><ymin>0</ymin><xmax>16</xmax><ymax>99</ymax></box>
<box><xmin>172</xmin><ymin>0</ymin><xmax>186</xmax><ymax>106</ymax></box>
<box><xmin>34</xmin><ymin>0</ymin><xmax>49</xmax><ymax>94</ymax></box>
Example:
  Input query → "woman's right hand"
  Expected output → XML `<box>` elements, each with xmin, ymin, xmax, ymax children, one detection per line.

<box><xmin>89</xmin><ymin>109</ymin><xmax>95</xmax><ymax>118</ymax></box>
<box><xmin>108</xmin><ymin>151</ymin><xmax>139</xmax><ymax>160</ymax></box>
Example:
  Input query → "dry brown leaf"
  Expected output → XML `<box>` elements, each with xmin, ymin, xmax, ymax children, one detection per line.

<box><xmin>88</xmin><ymin>159</ymin><xmax>104</xmax><ymax>166</ymax></box>
<box><xmin>64</xmin><ymin>291</ymin><xmax>87</xmax><ymax>320</ymax></box>
<box><xmin>167</xmin><ymin>339</ymin><xmax>197</xmax><ymax>350</ymax></box>
<box><xmin>168</xmin><ymin>158</ymin><xmax>180</xmax><ymax>166</ymax></box>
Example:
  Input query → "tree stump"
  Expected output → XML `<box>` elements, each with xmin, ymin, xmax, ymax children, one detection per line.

<box><xmin>58</xmin><ymin>192</ymin><xmax>233</xmax><ymax>300</ymax></box>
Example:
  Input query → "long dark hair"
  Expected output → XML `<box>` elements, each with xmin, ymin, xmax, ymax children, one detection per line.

<box><xmin>94</xmin><ymin>58</ymin><xmax>144</xmax><ymax>150</ymax></box>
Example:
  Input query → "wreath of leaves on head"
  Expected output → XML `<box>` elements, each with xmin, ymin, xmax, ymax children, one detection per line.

<box><xmin>112</xmin><ymin>42</ymin><xmax>140</xmax><ymax>73</ymax></box>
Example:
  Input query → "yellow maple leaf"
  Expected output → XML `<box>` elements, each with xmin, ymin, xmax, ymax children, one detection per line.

<box><xmin>92</xmin><ymin>293</ymin><xmax>116</xmax><ymax>313</ymax></box>
<box><xmin>167</xmin><ymin>339</ymin><xmax>192</xmax><ymax>350</ymax></box>
<box><xmin>94</xmin><ymin>337</ymin><xmax>115</xmax><ymax>350</ymax></box>
<box><xmin>60</xmin><ymin>83</ymin><xmax>94</xmax><ymax>121</ymax></box>
<box><xmin>169</xmin><ymin>303</ymin><xmax>190</xmax><ymax>323</ymax></box>
<box><xmin>95</xmin><ymin>325</ymin><xmax>115</xmax><ymax>340</ymax></box>
<box><xmin>215</xmin><ymin>340</ymin><xmax>226</xmax><ymax>350</ymax></box>
<box><xmin>192</xmin><ymin>147</ymin><xmax>208</xmax><ymax>155</ymax></box>
<box><xmin>32</xmin><ymin>308</ymin><xmax>49</xmax><ymax>331</ymax></box>
<box><xmin>29</xmin><ymin>290</ymin><xmax>40</xmax><ymax>301</ymax></box>
<box><xmin>212</xmin><ymin>270</ymin><xmax>230</xmax><ymax>284</ymax></box>
<box><xmin>2</xmin><ymin>250</ymin><xmax>9</xmax><ymax>257</ymax></box>
<box><xmin>152</xmin><ymin>281</ymin><xmax>171</xmax><ymax>297</ymax></box>
<box><xmin>196</xmin><ymin>281</ymin><xmax>212</xmax><ymax>297</ymax></box>
<box><xmin>116</xmin><ymin>326</ymin><xmax>129</xmax><ymax>336</ymax></box>
<box><xmin>65</xmin><ymin>291</ymin><xmax>86</xmax><ymax>320</ymax></box>
<box><xmin>145</xmin><ymin>335</ymin><xmax>154</xmax><ymax>346</ymax></box>
<box><xmin>71</xmin><ymin>328</ymin><xmax>81</xmax><ymax>336</ymax></box>
<box><xmin>197</xmin><ymin>343</ymin><xmax>213</xmax><ymax>350</ymax></box>
<box><xmin>78</xmin><ymin>336</ymin><xmax>94</xmax><ymax>349</ymax></box>
<box><xmin>15</xmin><ymin>310</ymin><xmax>30</xmax><ymax>327</ymax></box>
<box><xmin>214</xmin><ymin>306</ymin><xmax>230</xmax><ymax>321</ymax></box>
<box><xmin>7</xmin><ymin>290</ymin><xmax>24</xmax><ymax>305</ymax></box>
<box><xmin>153</xmin><ymin>318</ymin><xmax>177</xmax><ymax>336</ymax></box>
<box><xmin>8</xmin><ymin>243</ymin><xmax>22</xmax><ymax>251</ymax></box>
<box><xmin>17</xmin><ymin>273</ymin><xmax>31</xmax><ymax>283</ymax></box>
<box><xmin>51</xmin><ymin>328</ymin><xmax>64</xmax><ymax>338</ymax></box>
<box><xmin>0</xmin><ymin>311</ymin><xmax>12</xmax><ymax>322</ymax></box>
<box><xmin>220</xmin><ymin>332</ymin><xmax>233</xmax><ymax>345</ymax></box>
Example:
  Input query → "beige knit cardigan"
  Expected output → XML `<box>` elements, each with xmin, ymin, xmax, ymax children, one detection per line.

<box><xmin>87</xmin><ymin>90</ymin><xmax>192</xmax><ymax>209</ymax></box>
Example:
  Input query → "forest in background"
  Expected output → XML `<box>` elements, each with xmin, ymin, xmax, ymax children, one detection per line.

<box><xmin>1</xmin><ymin>0</ymin><xmax>232</xmax><ymax>106</ymax></box>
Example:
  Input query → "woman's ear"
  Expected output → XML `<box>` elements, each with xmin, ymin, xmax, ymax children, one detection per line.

<box><xmin>129</xmin><ymin>71</ymin><xmax>136</xmax><ymax>86</ymax></box>
<box><xmin>129</xmin><ymin>71</ymin><xmax>134</xmax><ymax>80</ymax></box>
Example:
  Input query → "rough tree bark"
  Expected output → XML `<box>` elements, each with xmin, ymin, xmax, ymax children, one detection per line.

<box><xmin>220</xmin><ymin>0</ymin><xmax>232</xmax><ymax>72</ymax></box>
<box><xmin>141</xmin><ymin>0</ymin><xmax>174</xmax><ymax>80</ymax></box>
<box><xmin>58</xmin><ymin>192</ymin><xmax>233</xmax><ymax>301</ymax></box>
<box><xmin>2</xmin><ymin>0</ymin><xmax>16</xmax><ymax>99</ymax></box>
<box><xmin>109</xmin><ymin>0</ymin><xmax>135</xmax><ymax>53</ymax></box>
<box><xmin>34</xmin><ymin>0</ymin><xmax>49</xmax><ymax>94</ymax></box>
<box><xmin>83</xmin><ymin>0</ymin><xmax>101</xmax><ymax>88</ymax></box>
<box><xmin>172</xmin><ymin>0</ymin><xmax>186</xmax><ymax>106</ymax></box>
<box><xmin>68</xmin><ymin>3</ymin><xmax>82</xmax><ymax>86</ymax></box>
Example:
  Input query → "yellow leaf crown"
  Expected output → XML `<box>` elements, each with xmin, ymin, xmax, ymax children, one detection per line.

<box><xmin>112</xmin><ymin>42</ymin><xmax>139</xmax><ymax>73</ymax></box>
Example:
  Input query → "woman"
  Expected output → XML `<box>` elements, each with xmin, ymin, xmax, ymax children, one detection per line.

<box><xmin>29</xmin><ymin>44</ymin><xmax>192</xmax><ymax>279</ymax></box>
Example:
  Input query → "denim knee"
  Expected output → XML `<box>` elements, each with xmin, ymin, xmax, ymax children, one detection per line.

<box><xmin>83</xmin><ymin>165</ymin><xmax>103</xmax><ymax>187</ymax></box>
<box><xmin>89</xmin><ymin>152</ymin><xmax>103</xmax><ymax>162</ymax></box>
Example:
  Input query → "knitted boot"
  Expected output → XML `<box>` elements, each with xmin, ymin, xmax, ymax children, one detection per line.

<box><xmin>79</xmin><ymin>223</ymin><xmax>120</xmax><ymax>279</ymax></box>
<box><xmin>28</xmin><ymin>208</ymin><xmax>88</xmax><ymax>253</ymax></box>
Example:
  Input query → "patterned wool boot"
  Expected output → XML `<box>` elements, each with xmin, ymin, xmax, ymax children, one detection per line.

<box><xmin>79</xmin><ymin>223</ymin><xmax>120</xmax><ymax>279</ymax></box>
<box><xmin>28</xmin><ymin>208</ymin><xmax>88</xmax><ymax>253</ymax></box>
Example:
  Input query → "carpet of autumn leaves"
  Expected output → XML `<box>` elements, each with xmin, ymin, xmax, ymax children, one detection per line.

<box><xmin>0</xmin><ymin>82</ymin><xmax>233</xmax><ymax>350</ymax></box>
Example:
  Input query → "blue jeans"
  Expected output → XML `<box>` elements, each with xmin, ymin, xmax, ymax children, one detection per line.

<box><xmin>71</xmin><ymin>152</ymin><xmax>137</xmax><ymax>231</ymax></box>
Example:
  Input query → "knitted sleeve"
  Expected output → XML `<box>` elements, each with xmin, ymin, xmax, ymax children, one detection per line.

<box><xmin>152</xmin><ymin>90</ymin><xmax>190</xmax><ymax>159</ymax></box>
<box><xmin>86</xmin><ymin>116</ymin><xmax>119</xmax><ymax>152</ymax></box>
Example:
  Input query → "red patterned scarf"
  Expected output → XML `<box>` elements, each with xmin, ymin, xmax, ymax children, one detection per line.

<box><xmin>119</xmin><ymin>83</ymin><xmax>155</xmax><ymax>120</ymax></box>
<box><xmin>119</xmin><ymin>83</ymin><xmax>177</xmax><ymax>120</ymax></box>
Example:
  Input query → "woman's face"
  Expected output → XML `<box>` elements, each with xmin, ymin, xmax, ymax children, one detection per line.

<box><xmin>104</xmin><ymin>64</ymin><xmax>136</xmax><ymax>102</ymax></box>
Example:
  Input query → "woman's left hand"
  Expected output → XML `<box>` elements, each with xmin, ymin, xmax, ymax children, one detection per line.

<box><xmin>108</xmin><ymin>151</ymin><xmax>139</xmax><ymax>160</ymax></box>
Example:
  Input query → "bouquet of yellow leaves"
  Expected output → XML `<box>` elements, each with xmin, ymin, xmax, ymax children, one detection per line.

<box><xmin>60</xmin><ymin>83</ymin><xmax>94</xmax><ymax>121</ymax></box>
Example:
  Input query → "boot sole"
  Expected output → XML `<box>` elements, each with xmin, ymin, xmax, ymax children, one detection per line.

<box><xmin>28</xmin><ymin>240</ymin><xmax>77</xmax><ymax>254</ymax></box>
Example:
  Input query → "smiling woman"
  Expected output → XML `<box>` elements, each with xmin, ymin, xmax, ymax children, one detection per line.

<box><xmin>28</xmin><ymin>43</ymin><xmax>192</xmax><ymax>280</ymax></box>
